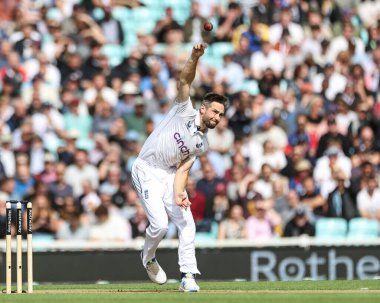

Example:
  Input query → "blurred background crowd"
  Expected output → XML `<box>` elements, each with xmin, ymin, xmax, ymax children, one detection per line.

<box><xmin>0</xmin><ymin>0</ymin><xmax>379</xmax><ymax>242</ymax></box>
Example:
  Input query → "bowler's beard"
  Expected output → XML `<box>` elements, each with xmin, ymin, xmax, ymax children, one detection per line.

<box><xmin>204</xmin><ymin>119</ymin><xmax>217</xmax><ymax>129</ymax></box>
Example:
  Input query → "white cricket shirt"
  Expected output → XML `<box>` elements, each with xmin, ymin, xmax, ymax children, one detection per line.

<box><xmin>138</xmin><ymin>98</ymin><xmax>208</xmax><ymax>169</ymax></box>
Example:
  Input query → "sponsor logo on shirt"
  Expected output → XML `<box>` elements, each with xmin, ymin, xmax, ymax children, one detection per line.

<box><xmin>173</xmin><ymin>133</ymin><xmax>190</xmax><ymax>156</ymax></box>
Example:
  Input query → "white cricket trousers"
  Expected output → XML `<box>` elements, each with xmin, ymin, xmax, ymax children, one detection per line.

<box><xmin>131</xmin><ymin>158</ymin><xmax>200</xmax><ymax>274</ymax></box>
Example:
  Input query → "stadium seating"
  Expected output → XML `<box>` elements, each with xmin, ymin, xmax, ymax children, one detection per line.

<box><xmin>315</xmin><ymin>218</ymin><xmax>348</xmax><ymax>239</ymax></box>
<box><xmin>101</xmin><ymin>44</ymin><xmax>125</xmax><ymax>67</ymax></box>
<box><xmin>240</xmin><ymin>80</ymin><xmax>260</xmax><ymax>96</ymax></box>
<box><xmin>347</xmin><ymin>218</ymin><xmax>379</xmax><ymax>239</ymax></box>
<box><xmin>195</xmin><ymin>221</ymin><xmax>219</xmax><ymax>242</ymax></box>
<box><xmin>211</xmin><ymin>42</ymin><xmax>235</xmax><ymax>58</ymax></box>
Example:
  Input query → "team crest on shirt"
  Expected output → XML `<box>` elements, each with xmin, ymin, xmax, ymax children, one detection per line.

<box><xmin>186</xmin><ymin>120</ymin><xmax>194</xmax><ymax>130</ymax></box>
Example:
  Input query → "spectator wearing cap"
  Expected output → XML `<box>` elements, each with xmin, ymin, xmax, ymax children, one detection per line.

<box><xmin>313</xmin><ymin>145</ymin><xmax>352</xmax><ymax>198</ymax></box>
<box><xmin>57</xmin><ymin>129</ymin><xmax>78</xmax><ymax>165</ymax></box>
<box><xmin>64</xmin><ymin>149</ymin><xmax>99</xmax><ymax>197</ymax></box>
<box><xmin>218</xmin><ymin>204</ymin><xmax>246</xmax><ymax>240</ymax></box>
<box><xmin>283</xmin><ymin>205</ymin><xmax>315</xmax><ymax>237</ymax></box>
<box><xmin>124</xmin><ymin>97</ymin><xmax>148</xmax><ymax>136</ymax></box>
<box><xmin>35</xmin><ymin>152</ymin><xmax>57</xmax><ymax>183</ymax></box>
<box><xmin>289</xmin><ymin>158</ymin><xmax>312</xmax><ymax>195</ymax></box>
<box><xmin>116</xmin><ymin>81</ymin><xmax>141</xmax><ymax>116</ymax></box>
<box><xmin>356</xmin><ymin>174</ymin><xmax>380</xmax><ymax>221</ymax></box>
<box><xmin>250</xmin><ymin>40</ymin><xmax>285</xmax><ymax>79</ymax></box>
<box><xmin>326</xmin><ymin>170</ymin><xmax>358</xmax><ymax>220</ymax></box>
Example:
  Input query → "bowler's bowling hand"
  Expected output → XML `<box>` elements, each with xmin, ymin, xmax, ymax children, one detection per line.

<box><xmin>192</xmin><ymin>43</ymin><xmax>208</xmax><ymax>58</ymax></box>
<box><xmin>176</xmin><ymin>191</ymin><xmax>192</xmax><ymax>210</ymax></box>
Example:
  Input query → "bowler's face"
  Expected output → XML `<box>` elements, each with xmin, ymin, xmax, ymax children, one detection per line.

<box><xmin>202</xmin><ymin>102</ymin><xmax>225</xmax><ymax>129</ymax></box>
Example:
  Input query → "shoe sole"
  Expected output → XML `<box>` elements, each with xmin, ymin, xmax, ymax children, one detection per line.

<box><xmin>179</xmin><ymin>287</ymin><xmax>200</xmax><ymax>292</ymax></box>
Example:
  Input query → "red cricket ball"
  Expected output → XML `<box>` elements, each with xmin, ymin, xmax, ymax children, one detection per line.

<box><xmin>203</xmin><ymin>21</ymin><xmax>213</xmax><ymax>32</ymax></box>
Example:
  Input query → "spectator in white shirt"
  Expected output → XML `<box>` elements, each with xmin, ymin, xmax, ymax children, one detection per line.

<box><xmin>327</xmin><ymin>22</ymin><xmax>365</xmax><ymax>63</ymax></box>
<box><xmin>216</xmin><ymin>54</ymin><xmax>245</xmax><ymax>94</ymax></box>
<box><xmin>312</xmin><ymin>63</ymin><xmax>347</xmax><ymax>102</ymax></box>
<box><xmin>269</xmin><ymin>8</ymin><xmax>303</xmax><ymax>46</ymax></box>
<box><xmin>357</xmin><ymin>175</ymin><xmax>380</xmax><ymax>221</ymax></box>
<box><xmin>64</xmin><ymin>149</ymin><xmax>99</xmax><ymax>197</ymax></box>
<box><xmin>313</xmin><ymin>146</ymin><xmax>352</xmax><ymax>198</ymax></box>
<box><xmin>250</xmin><ymin>40</ymin><xmax>285</xmax><ymax>79</ymax></box>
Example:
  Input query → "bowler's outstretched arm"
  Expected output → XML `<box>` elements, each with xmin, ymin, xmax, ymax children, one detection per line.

<box><xmin>177</xmin><ymin>43</ymin><xmax>207</xmax><ymax>103</ymax></box>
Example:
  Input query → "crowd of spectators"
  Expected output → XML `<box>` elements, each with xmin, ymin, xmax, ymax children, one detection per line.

<box><xmin>0</xmin><ymin>0</ymin><xmax>379</xmax><ymax>242</ymax></box>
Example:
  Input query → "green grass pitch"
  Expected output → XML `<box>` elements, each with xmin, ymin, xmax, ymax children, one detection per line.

<box><xmin>1</xmin><ymin>280</ymin><xmax>379</xmax><ymax>303</ymax></box>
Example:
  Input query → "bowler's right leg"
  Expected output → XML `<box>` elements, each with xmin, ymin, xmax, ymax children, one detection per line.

<box><xmin>131</xmin><ymin>160</ymin><xmax>168</xmax><ymax>284</ymax></box>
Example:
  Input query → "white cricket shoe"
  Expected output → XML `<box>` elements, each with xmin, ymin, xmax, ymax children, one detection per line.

<box><xmin>142</xmin><ymin>253</ymin><xmax>167</xmax><ymax>285</ymax></box>
<box><xmin>179</xmin><ymin>273</ymin><xmax>200</xmax><ymax>292</ymax></box>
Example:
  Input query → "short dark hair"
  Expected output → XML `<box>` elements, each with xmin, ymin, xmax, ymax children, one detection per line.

<box><xmin>202</xmin><ymin>93</ymin><xmax>229</xmax><ymax>109</ymax></box>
